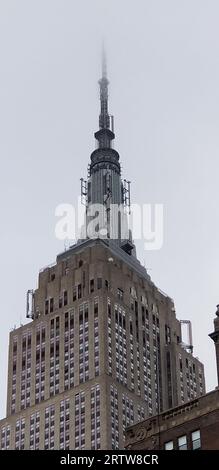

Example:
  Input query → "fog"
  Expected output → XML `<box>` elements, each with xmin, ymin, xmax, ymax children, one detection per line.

<box><xmin>0</xmin><ymin>0</ymin><xmax>218</xmax><ymax>418</ymax></box>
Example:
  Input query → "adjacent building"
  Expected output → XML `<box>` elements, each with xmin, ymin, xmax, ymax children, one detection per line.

<box><xmin>0</xmin><ymin>55</ymin><xmax>205</xmax><ymax>450</ymax></box>
<box><xmin>125</xmin><ymin>306</ymin><xmax>219</xmax><ymax>450</ymax></box>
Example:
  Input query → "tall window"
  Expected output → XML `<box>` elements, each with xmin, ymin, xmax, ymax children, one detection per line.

<box><xmin>75</xmin><ymin>392</ymin><xmax>85</xmax><ymax>449</ymax></box>
<box><xmin>134</xmin><ymin>301</ymin><xmax>141</xmax><ymax>395</ymax></box>
<box><xmin>178</xmin><ymin>435</ymin><xmax>187</xmax><ymax>450</ymax></box>
<box><xmin>107</xmin><ymin>299</ymin><xmax>112</xmax><ymax>375</ymax></box>
<box><xmin>94</xmin><ymin>299</ymin><xmax>99</xmax><ymax>377</ymax></box>
<box><xmin>79</xmin><ymin>304</ymin><xmax>89</xmax><ymax>383</ymax></box>
<box><xmin>115</xmin><ymin>305</ymin><xmax>127</xmax><ymax>386</ymax></box>
<box><xmin>35</xmin><ymin>324</ymin><xmax>45</xmax><ymax>404</ymax></box>
<box><xmin>11</xmin><ymin>337</ymin><xmax>17</xmax><ymax>414</ymax></box>
<box><xmin>44</xmin><ymin>404</ymin><xmax>55</xmax><ymax>449</ymax></box>
<box><xmin>129</xmin><ymin>320</ymin><xmax>134</xmax><ymax>391</ymax></box>
<box><xmin>153</xmin><ymin>315</ymin><xmax>162</xmax><ymax>413</ymax></box>
<box><xmin>136</xmin><ymin>343</ymin><xmax>141</xmax><ymax>395</ymax></box>
<box><xmin>192</xmin><ymin>430</ymin><xmax>201</xmax><ymax>450</ymax></box>
<box><xmin>110</xmin><ymin>386</ymin><xmax>119</xmax><ymax>450</ymax></box>
<box><xmin>90</xmin><ymin>279</ymin><xmax>94</xmax><ymax>293</ymax></box>
<box><xmin>166</xmin><ymin>351</ymin><xmax>173</xmax><ymax>410</ymax></box>
<box><xmin>21</xmin><ymin>331</ymin><xmax>32</xmax><ymax>409</ymax></box>
<box><xmin>50</xmin><ymin>317</ymin><xmax>59</xmax><ymax>396</ymax></box>
<box><xmin>64</xmin><ymin>310</ymin><xmax>74</xmax><ymax>390</ymax></box>
<box><xmin>73</xmin><ymin>286</ymin><xmax>77</xmax><ymax>302</ymax></box>
<box><xmin>15</xmin><ymin>418</ymin><xmax>25</xmax><ymax>450</ymax></box>
<box><xmin>45</xmin><ymin>298</ymin><xmax>54</xmax><ymax>314</ymax></box>
<box><xmin>63</xmin><ymin>290</ymin><xmax>68</xmax><ymax>306</ymax></box>
<box><xmin>91</xmin><ymin>385</ymin><xmax>101</xmax><ymax>449</ymax></box>
<box><xmin>30</xmin><ymin>411</ymin><xmax>40</xmax><ymax>450</ymax></box>
<box><xmin>142</xmin><ymin>307</ymin><xmax>150</xmax><ymax>406</ymax></box>
<box><xmin>122</xmin><ymin>394</ymin><xmax>134</xmax><ymax>440</ymax></box>
<box><xmin>60</xmin><ymin>399</ymin><xmax>70</xmax><ymax>450</ymax></box>
<box><xmin>1</xmin><ymin>425</ymin><xmax>10</xmax><ymax>450</ymax></box>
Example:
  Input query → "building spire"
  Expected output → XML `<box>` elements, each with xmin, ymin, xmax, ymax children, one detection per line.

<box><xmin>98</xmin><ymin>45</ymin><xmax>110</xmax><ymax>130</ymax></box>
<box><xmin>101</xmin><ymin>42</ymin><xmax>107</xmax><ymax>79</ymax></box>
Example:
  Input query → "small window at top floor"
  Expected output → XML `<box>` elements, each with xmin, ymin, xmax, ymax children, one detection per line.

<box><xmin>164</xmin><ymin>441</ymin><xmax>174</xmax><ymax>450</ymax></box>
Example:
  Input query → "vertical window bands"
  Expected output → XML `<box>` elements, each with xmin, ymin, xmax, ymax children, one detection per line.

<box><xmin>79</xmin><ymin>303</ymin><xmax>89</xmax><ymax>383</ymax></box>
<box><xmin>50</xmin><ymin>317</ymin><xmax>60</xmax><ymax>397</ymax></box>
<box><xmin>44</xmin><ymin>404</ymin><xmax>55</xmax><ymax>450</ymax></box>
<box><xmin>60</xmin><ymin>398</ymin><xmax>70</xmax><ymax>450</ymax></box>
<box><xmin>35</xmin><ymin>324</ymin><xmax>45</xmax><ymax>404</ymax></box>
<box><xmin>64</xmin><ymin>310</ymin><xmax>74</xmax><ymax>390</ymax></box>
<box><xmin>91</xmin><ymin>385</ymin><xmax>101</xmax><ymax>449</ymax></box>
<box><xmin>75</xmin><ymin>392</ymin><xmax>85</xmax><ymax>449</ymax></box>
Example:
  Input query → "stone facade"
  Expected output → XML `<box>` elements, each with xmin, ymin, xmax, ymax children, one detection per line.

<box><xmin>125</xmin><ymin>389</ymin><xmax>219</xmax><ymax>450</ymax></box>
<box><xmin>0</xmin><ymin>238</ymin><xmax>205</xmax><ymax>450</ymax></box>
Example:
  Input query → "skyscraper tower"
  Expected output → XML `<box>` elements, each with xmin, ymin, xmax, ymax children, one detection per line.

<box><xmin>0</xmin><ymin>56</ymin><xmax>205</xmax><ymax>451</ymax></box>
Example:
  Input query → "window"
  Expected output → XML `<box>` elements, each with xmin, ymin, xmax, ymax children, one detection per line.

<box><xmin>90</xmin><ymin>279</ymin><xmax>94</xmax><ymax>293</ymax></box>
<box><xmin>97</xmin><ymin>278</ymin><xmax>102</xmax><ymax>290</ymax></box>
<box><xmin>192</xmin><ymin>430</ymin><xmax>201</xmax><ymax>450</ymax></box>
<box><xmin>165</xmin><ymin>325</ymin><xmax>171</xmax><ymax>344</ymax></box>
<box><xmin>178</xmin><ymin>435</ymin><xmax>187</xmax><ymax>450</ymax></box>
<box><xmin>64</xmin><ymin>290</ymin><xmax>68</xmax><ymax>306</ymax></box>
<box><xmin>50</xmin><ymin>298</ymin><xmax>54</xmax><ymax>313</ymax></box>
<box><xmin>164</xmin><ymin>441</ymin><xmax>174</xmax><ymax>450</ymax></box>
<box><xmin>117</xmin><ymin>288</ymin><xmax>124</xmax><ymax>300</ymax></box>
<box><xmin>78</xmin><ymin>284</ymin><xmax>82</xmax><ymax>299</ymax></box>
<box><xmin>73</xmin><ymin>287</ymin><xmax>77</xmax><ymax>302</ymax></box>
<box><xmin>45</xmin><ymin>300</ymin><xmax>49</xmax><ymax>315</ymax></box>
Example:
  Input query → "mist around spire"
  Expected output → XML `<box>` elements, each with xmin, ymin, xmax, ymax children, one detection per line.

<box><xmin>101</xmin><ymin>41</ymin><xmax>107</xmax><ymax>79</ymax></box>
<box><xmin>98</xmin><ymin>43</ymin><xmax>110</xmax><ymax>130</ymax></box>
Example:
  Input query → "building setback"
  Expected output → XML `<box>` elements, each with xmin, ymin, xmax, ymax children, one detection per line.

<box><xmin>0</xmin><ymin>55</ymin><xmax>205</xmax><ymax>450</ymax></box>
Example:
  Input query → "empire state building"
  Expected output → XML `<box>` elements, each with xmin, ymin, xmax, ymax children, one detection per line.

<box><xmin>0</xmin><ymin>54</ymin><xmax>205</xmax><ymax>450</ymax></box>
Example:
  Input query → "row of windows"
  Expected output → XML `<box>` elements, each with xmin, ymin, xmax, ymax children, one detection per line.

<box><xmin>165</xmin><ymin>430</ymin><xmax>201</xmax><ymax>450</ymax></box>
<box><xmin>11</xmin><ymin>301</ymin><xmax>99</xmax><ymax>412</ymax></box>
<box><xmin>3</xmin><ymin>388</ymin><xmax>101</xmax><ymax>450</ymax></box>
<box><xmin>43</xmin><ymin>282</ymin><xmax>162</xmax><ymax>317</ymax></box>
<box><xmin>45</xmin><ymin>279</ymin><xmax>106</xmax><ymax>315</ymax></box>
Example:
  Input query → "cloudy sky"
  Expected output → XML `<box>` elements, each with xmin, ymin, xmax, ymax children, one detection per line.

<box><xmin>0</xmin><ymin>0</ymin><xmax>218</xmax><ymax>418</ymax></box>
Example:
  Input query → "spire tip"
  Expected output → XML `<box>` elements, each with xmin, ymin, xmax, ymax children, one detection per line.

<box><xmin>101</xmin><ymin>41</ymin><xmax>107</xmax><ymax>79</ymax></box>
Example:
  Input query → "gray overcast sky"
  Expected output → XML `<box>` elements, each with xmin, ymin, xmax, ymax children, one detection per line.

<box><xmin>0</xmin><ymin>0</ymin><xmax>218</xmax><ymax>418</ymax></box>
